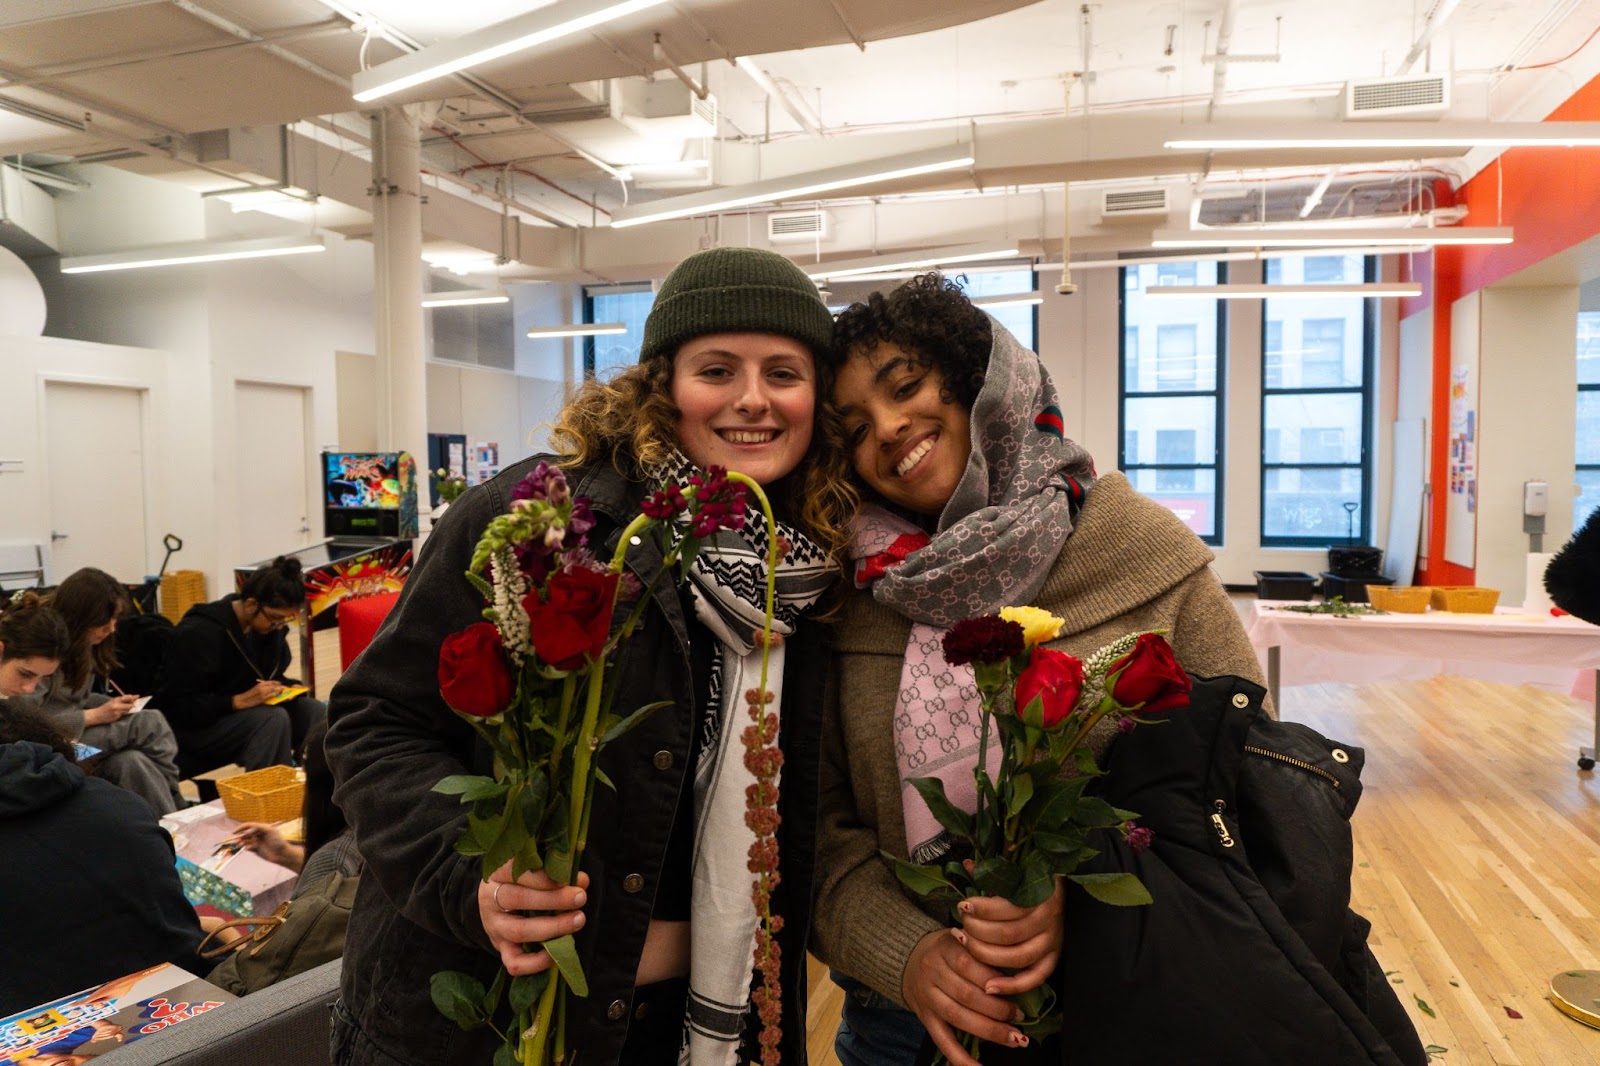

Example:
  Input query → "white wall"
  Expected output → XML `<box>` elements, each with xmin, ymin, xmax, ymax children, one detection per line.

<box><xmin>1477</xmin><ymin>285</ymin><xmax>1578</xmax><ymax>602</ymax></box>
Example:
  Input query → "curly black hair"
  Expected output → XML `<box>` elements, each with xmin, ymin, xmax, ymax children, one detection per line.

<box><xmin>829</xmin><ymin>272</ymin><xmax>992</xmax><ymax>408</ymax></box>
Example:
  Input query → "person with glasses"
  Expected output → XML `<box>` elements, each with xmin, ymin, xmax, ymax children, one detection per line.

<box><xmin>156</xmin><ymin>555</ymin><xmax>326</xmax><ymax>774</ymax></box>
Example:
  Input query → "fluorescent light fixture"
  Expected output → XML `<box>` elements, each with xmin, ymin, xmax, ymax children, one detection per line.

<box><xmin>423</xmin><ymin>288</ymin><xmax>510</xmax><ymax>308</ymax></box>
<box><xmin>526</xmin><ymin>322</ymin><xmax>627</xmax><ymax>339</ymax></box>
<box><xmin>805</xmin><ymin>242</ymin><xmax>1019</xmax><ymax>282</ymax></box>
<box><xmin>1164</xmin><ymin>121</ymin><xmax>1600</xmax><ymax>150</ymax></box>
<box><xmin>60</xmin><ymin>235</ymin><xmax>326</xmax><ymax>274</ymax></box>
<box><xmin>352</xmin><ymin>0</ymin><xmax>672</xmax><ymax>102</ymax></box>
<box><xmin>609</xmin><ymin>144</ymin><xmax>975</xmax><ymax>228</ymax></box>
<box><xmin>1147</xmin><ymin>282</ymin><xmax>1423</xmax><ymax>299</ymax></box>
<box><xmin>1039</xmin><ymin>245</ymin><xmax>1432</xmax><ymax>272</ymax></box>
<box><xmin>970</xmin><ymin>291</ymin><xmax>1044</xmax><ymax>309</ymax></box>
<box><xmin>1151</xmin><ymin>227</ymin><xmax>1513</xmax><ymax>248</ymax></box>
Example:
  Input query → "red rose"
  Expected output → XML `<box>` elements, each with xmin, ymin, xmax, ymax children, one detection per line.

<box><xmin>523</xmin><ymin>566</ymin><xmax>620</xmax><ymax>670</ymax></box>
<box><xmin>1012</xmin><ymin>646</ymin><xmax>1085</xmax><ymax>728</ymax></box>
<box><xmin>1107</xmin><ymin>633</ymin><xmax>1192</xmax><ymax>715</ymax></box>
<box><xmin>438</xmin><ymin>622</ymin><xmax>513</xmax><ymax>718</ymax></box>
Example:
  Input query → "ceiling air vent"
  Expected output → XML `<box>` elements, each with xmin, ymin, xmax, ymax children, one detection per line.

<box><xmin>767</xmin><ymin>209</ymin><xmax>830</xmax><ymax>243</ymax></box>
<box><xmin>1344</xmin><ymin>74</ymin><xmax>1450</xmax><ymax>119</ymax></box>
<box><xmin>1099</xmin><ymin>187</ymin><xmax>1169</xmax><ymax>221</ymax></box>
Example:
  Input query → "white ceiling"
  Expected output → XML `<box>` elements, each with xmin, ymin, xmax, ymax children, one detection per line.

<box><xmin>2</xmin><ymin>0</ymin><xmax>1599</xmax><ymax>282</ymax></box>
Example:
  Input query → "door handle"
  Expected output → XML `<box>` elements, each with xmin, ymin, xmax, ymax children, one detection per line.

<box><xmin>50</xmin><ymin>530</ymin><xmax>68</xmax><ymax>541</ymax></box>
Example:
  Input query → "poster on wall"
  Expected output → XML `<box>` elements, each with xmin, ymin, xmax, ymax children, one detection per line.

<box><xmin>1445</xmin><ymin>293</ymin><xmax>1480</xmax><ymax>568</ymax></box>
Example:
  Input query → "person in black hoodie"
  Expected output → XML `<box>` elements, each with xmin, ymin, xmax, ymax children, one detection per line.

<box><xmin>156</xmin><ymin>556</ymin><xmax>326</xmax><ymax>774</ymax></box>
<box><xmin>0</xmin><ymin>603</ymin><xmax>215</xmax><ymax>1015</ymax></box>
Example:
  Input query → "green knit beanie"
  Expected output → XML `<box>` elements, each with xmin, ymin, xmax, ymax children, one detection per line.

<box><xmin>639</xmin><ymin>247</ymin><xmax>833</xmax><ymax>364</ymax></box>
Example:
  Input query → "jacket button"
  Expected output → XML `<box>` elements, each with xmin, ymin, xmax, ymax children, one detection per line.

<box><xmin>634</xmin><ymin>1000</ymin><xmax>651</xmax><ymax>1021</ymax></box>
<box><xmin>653</xmin><ymin>750</ymin><xmax>673</xmax><ymax>770</ymax></box>
<box><xmin>623</xmin><ymin>873</ymin><xmax>645</xmax><ymax>893</ymax></box>
<box><xmin>607</xmin><ymin>999</ymin><xmax>627</xmax><ymax>1021</ymax></box>
<box><xmin>1331</xmin><ymin>748</ymin><xmax>1350</xmax><ymax>763</ymax></box>
<box><xmin>1231</xmin><ymin>693</ymin><xmax>1250</xmax><ymax>708</ymax></box>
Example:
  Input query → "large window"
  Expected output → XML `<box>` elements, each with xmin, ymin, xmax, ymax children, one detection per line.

<box><xmin>1119</xmin><ymin>261</ymin><xmax>1224</xmax><ymax>542</ymax></box>
<box><xmin>957</xmin><ymin>268</ymin><xmax>1037</xmax><ymax>352</ymax></box>
<box><xmin>583</xmin><ymin>285</ymin><xmax>655</xmax><ymax>379</ymax></box>
<box><xmin>1578</xmin><ymin>312</ymin><xmax>1600</xmax><ymax>528</ymax></box>
<box><xmin>1260</xmin><ymin>254</ymin><xmax>1375</xmax><ymax>546</ymax></box>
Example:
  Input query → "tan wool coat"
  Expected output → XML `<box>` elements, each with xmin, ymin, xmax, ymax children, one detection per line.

<box><xmin>809</xmin><ymin>472</ymin><xmax>1270</xmax><ymax>1005</ymax></box>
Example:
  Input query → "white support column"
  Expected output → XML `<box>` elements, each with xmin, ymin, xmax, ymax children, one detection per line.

<box><xmin>369</xmin><ymin>105</ymin><xmax>431</xmax><ymax>531</ymax></box>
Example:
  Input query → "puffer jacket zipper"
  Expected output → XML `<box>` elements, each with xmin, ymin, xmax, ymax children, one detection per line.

<box><xmin>1244</xmin><ymin>745</ymin><xmax>1341</xmax><ymax>788</ymax></box>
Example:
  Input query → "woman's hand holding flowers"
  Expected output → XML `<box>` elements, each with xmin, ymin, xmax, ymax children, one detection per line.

<box><xmin>904</xmin><ymin>930</ymin><xmax>1026</xmax><ymax>1066</ymax></box>
<box><xmin>477</xmin><ymin>860</ymin><xmax>591</xmax><ymax>976</ymax></box>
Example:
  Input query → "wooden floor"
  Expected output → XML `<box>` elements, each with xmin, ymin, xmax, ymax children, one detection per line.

<box><xmin>300</xmin><ymin>630</ymin><xmax>1600</xmax><ymax>1064</ymax></box>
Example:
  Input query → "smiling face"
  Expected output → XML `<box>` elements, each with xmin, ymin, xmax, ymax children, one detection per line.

<box><xmin>670</xmin><ymin>332</ymin><xmax>817</xmax><ymax>486</ymax></box>
<box><xmin>834</xmin><ymin>341</ymin><xmax>973</xmax><ymax>518</ymax></box>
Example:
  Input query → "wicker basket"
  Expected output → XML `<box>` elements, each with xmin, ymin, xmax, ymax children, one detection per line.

<box><xmin>1429</xmin><ymin>586</ymin><xmax>1500</xmax><ymax>613</ymax></box>
<box><xmin>159</xmin><ymin>569</ymin><xmax>208</xmax><ymax>625</ymax></box>
<box><xmin>216</xmin><ymin>765</ymin><xmax>305</xmax><ymax>823</ymax></box>
<box><xmin>1368</xmin><ymin>585</ymin><xmax>1432</xmax><ymax>614</ymax></box>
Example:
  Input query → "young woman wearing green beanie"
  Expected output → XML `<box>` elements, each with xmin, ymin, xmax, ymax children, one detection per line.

<box><xmin>326</xmin><ymin>246</ymin><xmax>856</xmax><ymax>1066</ymax></box>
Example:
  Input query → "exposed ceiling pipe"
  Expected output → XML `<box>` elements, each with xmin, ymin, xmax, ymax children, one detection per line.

<box><xmin>736</xmin><ymin>57</ymin><xmax>822</xmax><ymax>137</ymax></box>
<box><xmin>1055</xmin><ymin>74</ymin><xmax>1080</xmax><ymax>296</ymax></box>
<box><xmin>1205</xmin><ymin>0</ymin><xmax>1237</xmax><ymax>120</ymax></box>
<box><xmin>654</xmin><ymin>34</ymin><xmax>707</xmax><ymax>98</ymax></box>
<box><xmin>1396</xmin><ymin>0</ymin><xmax>1461</xmax><ymax>75</ymax></box>
<box><xmin>1298</xmin><ymin>166</ymin><xmax>1339</xmax><ymax>219</ymax></box>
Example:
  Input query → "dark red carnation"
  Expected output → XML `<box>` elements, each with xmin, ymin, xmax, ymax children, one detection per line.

<box><xmin>438</xmin><ymin>622</ymin><xmax>513</xmax><ymax>717</ymax></box>
<box><xmin>1107</xmin><ymin>632</ymin><xmax>1192</xmax><ymax>716</ymax></box>
<box><xmin>942</xmin><ymin>616</ymin><xmax>1025</xmax><ymax>666</ymax></box>
<box><xmin>523</xmin><ymin>567</ymin><xmax>619</xmax><ymax>670</ymax></box>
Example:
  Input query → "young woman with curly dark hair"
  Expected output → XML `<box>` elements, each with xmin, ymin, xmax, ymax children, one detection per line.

<box><xmin>812</xmin><ymin>272</ymin><xmax>1274</xmax><ymax>1066</ymax></box>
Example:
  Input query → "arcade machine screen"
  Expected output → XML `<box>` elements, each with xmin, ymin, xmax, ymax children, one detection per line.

<box><xmin>323</xmin><ymin>452</ymin><xmax>404</xmax><ymax>546</ymax></box>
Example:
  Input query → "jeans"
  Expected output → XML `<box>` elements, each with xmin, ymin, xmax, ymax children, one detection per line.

<box><xmin>831</xmin><ymin>970</ymin><xmax>926</xmax><ymax>1066</ymax></box>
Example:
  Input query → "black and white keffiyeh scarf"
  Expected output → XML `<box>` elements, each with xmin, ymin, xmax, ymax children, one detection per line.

<box><xmin>646</xmin><ymin>450</ymin><xmax>833</xmax><ymax>1065</ymax></box>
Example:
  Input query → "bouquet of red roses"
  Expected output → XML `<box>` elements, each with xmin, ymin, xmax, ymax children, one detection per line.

<box><xmin>888</xmin><ymin>608</ymin><xmax>1193</xmax><ymax>1061</ymax></box>
<box><xmin>428</xmin><ymin>461</ymin><xmax>786</xmax><ymax>1066</ymax></box>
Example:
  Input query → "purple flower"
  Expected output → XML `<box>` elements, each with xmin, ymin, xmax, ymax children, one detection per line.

<box><xmin>511</xmin><ymin>460</ymin><xmax>569</xmax><ymax>505</ymax></box>
<box><xmin>1125</xmin><ymin>824</ymin><xmax>1154</xmax><ymax>855</ymax></box>
<box><xmin>1117</xmin><ymin>715</ymin><xmax>1139</xmax><ymax>735</ymax></box>
<box><xmin>641</xmin><ymin>483</ymin><xmax>688</xmax><ymax>519</ymax></box>
<box><xmin>942</xmin><ymin>616</ymin><xmax>1025</xmax><ymax>666</ymax></box>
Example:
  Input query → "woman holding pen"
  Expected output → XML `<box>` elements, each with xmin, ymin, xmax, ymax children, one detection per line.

<box><xmin>7</xmin><ymin>568</ymin><xmax>186</xmax><ymax>815</ymax></box>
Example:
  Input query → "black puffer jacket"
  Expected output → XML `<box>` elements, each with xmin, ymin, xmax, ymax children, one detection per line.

<box><xmin>1059</xmin><ymin>674</ymin><xmax>1426</xmax><ymax>1066</ymax></box>
<box><xmin>325</xmin><ymin>456</ymin><xmax>828</xmax><ymax>1066</ymax></box>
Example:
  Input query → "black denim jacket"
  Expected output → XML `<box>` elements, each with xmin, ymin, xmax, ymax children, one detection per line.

<box><xmin>325</xmin><ymin>456</ymin><xmax>827</xmax><ymax>1066</ymax></box>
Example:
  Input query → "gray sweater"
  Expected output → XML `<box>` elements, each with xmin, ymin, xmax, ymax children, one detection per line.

<box><xmin>7</xmin><ymin>669</ymin><xmax>108</xmax><ymax>740</ymax></box>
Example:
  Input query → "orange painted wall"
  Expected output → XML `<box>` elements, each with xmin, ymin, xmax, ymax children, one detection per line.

<box><xmin>1408</xmin><ymin>72</ymin><xmax>1600</xmax><ymax>585</ymax></box>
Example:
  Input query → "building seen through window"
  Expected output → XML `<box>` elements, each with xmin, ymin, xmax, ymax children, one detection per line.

<box><xmin>583</xmin><ymin>285</ymin><xmax>655</xmax><ymax>379</ymax></box>
<box><xmin>1261</xmin><ymin>254</ymin><xmax>1374</xmax><ymax>546</ymax></box>
<box><xmin>1119</xmin><ymin>260</ymin><xmax>1224</xmax><ymax>542</ymax></box>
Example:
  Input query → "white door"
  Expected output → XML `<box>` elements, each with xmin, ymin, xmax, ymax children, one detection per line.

<box><xmin>234</xmin><ymin>382</ymin><xmax>314</xmax><ymax>566</ymax></box>
<box><xmin>45</xmin><ymin>382</ymin><xmax>149</xmax><ymax>583</ymax></box>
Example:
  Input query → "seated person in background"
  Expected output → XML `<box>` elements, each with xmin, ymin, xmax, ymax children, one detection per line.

<box><xmin>156</xmin><ymin>556</ymin><xmax>326</xmax><ymax>774</ymax></box>
<box><xmin>228</xmin><ymin>719</ymin><xmax>358</xmax><ymax>881</ymax></box>
<box><xmin>0</xmin><ymin>695</ymin><xmax>216</xmax><ymax>1014</ymax></box>
<box><xmin>0</xmin><ymin>593</ymin><xmax>68</xmax><ymax>704</ymax></box>
<box><xmin>8</xmin><ymin>568</ymin><xmax>186</xmax><ymax>815</ymax></box>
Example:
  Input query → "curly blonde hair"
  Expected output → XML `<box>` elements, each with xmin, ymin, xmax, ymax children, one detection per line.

<box><xmin>548</xmin><ymin>359</ymin><xmax>858</xmax><ymax>564</ymax></box>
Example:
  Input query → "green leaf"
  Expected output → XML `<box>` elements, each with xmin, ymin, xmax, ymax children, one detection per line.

<box><xmin>886</xmin><ymin>855</ymin><xmax>958</xmax><ymax>899</ymax></box>
<box><xmin>483</xmin><ymin>799</ymin><xmax>529</xmax><ymax>875</ymax></box>
<box><xmin>519</xmin><ymin>771</ymin><xmax>550</xmax><ymax>833</ymax></box>
<box><xmin>907</xmin><ymin>776</ymin><xmax>974</xmax><ymax>840</ymax></box>
<box><xmin>1423</xmin><ymin>1046</ymin><xmax>1448</xmax><ymax>1057</ymax></box>
<box><xmin>1069</xmin><ymin>795</ymin><xmax>1122</xmax><ymax>829</ymax></box>
<box><xmin>494</xmin><ymin>1044</ymin><xmax>519</xmax><ymax>1066</ymax></box>
<box><xmin>541</xmin><ymin>934</ymin><xmax>590</xmax><ymax>997</ymax></box>
<box><xmin>1018</xmin><ymin>693</ymin><xmax>1044</xmax><ymax>729</ymax></box>
<box><xmin>430</xmin><ymin>970</ymin><xmax>488</xmax><ymax>1029</ymax></box>
<box><xmin>543</xmin><ymin>848</ymin><xmax>571</xmax><ymax>884</ymax></box>
<box><xmin>594</xmin><ymin>766</ymin><xmax>615</xmax><ymax>791</ymax></box>
<box><xmin>1414</xmin><ymin>994</ymin><xmax>1436</xmax><ymax>1018</ymax></box>
<box><xmin>1069</xmin><ymin>871</ymin><xmax>1153</xmax><ymax>907</ymax></box>
<box><xmin>509</xmin><ymin>970</ymin><xmax>550</xmax><ymax>1015</ymax></box>
<box><xmin>1007</xmin><ymin>855</ymin><xmax>1056</xmax><ymax>908</ymax></box>
<box><xmin>1031</xmin><ymin>828</ymin><xmax>1084</xmax><ymax>855</ymax></box>
<box><xmin>972</xmin><ymin>856</ymin><xmax>1022</xmax><ymax>897</ymax></box>
<box><xmin>465</xmin><ymin>571</ymin><xmax>494</xmax><ymax>601</ymax></box>
<box><xmin>434</xmin><ymin>775</ymin><xmax>507</xmax><ymax>802</ymax></box>
<box><xmin>1032</xmin><ymin>776</ymin><xmax>1092</xmax><ymax>830</ymax></box>
<box><xmin>1006</xmin><ymin>772</ymin><xmax>1035</xmax><ymax>818</ymax></box>
<box><xmin>600</xmin><ymin>701</ymin><xmax>673</xmax><ymax>745</ymax></box>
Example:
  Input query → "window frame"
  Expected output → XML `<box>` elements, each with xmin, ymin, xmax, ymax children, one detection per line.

<box><xmin>1117</xmin><ymin>260</ymin><xmax>1227</xmax><ymax>546</ymax></box>
<box><xmin>1258</xmin><ymin>256</ymin><xmax>1377</xmax><ymax>548</ymax></box>
<box><xmin>581</xmin><ymin>283</ymin><xmax>654</xmax><ymax>378</ymax></box>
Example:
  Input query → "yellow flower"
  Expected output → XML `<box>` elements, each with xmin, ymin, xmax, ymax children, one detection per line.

<box><xmin>1000</xmin><ymin>605</ymin><xmax>1065</xmax><ymax>648</ymax></box>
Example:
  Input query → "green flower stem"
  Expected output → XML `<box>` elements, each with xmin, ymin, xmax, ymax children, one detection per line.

<box><xmin>547</xmin><ymin>673</ymin><xmax>577</xmax><ymax>781</ymax></box>
<box><xmin>1059</xmin><ymin>698</ymin><xmax>1119</xmax><ymax>759</ymax></box>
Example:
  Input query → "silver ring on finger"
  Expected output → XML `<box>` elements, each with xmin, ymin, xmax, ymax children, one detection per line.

<box><xmin>492</xmin><ymin>881</ymin><xmax>510</xmax><ymax>913</ymax></box>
